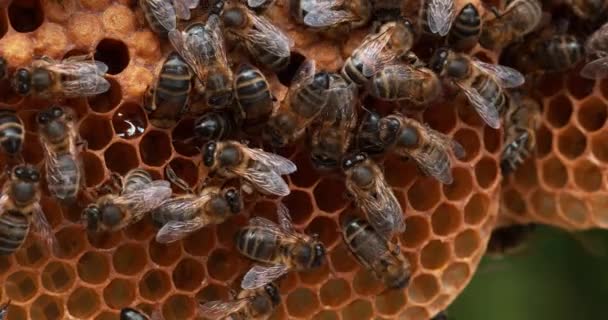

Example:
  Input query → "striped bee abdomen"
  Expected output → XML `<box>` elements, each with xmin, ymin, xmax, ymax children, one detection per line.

<box><xmin>0</xmin><ymin>110</ymin><xmax>24</xmax><ymax>156</ymax></box>
<box><xmin>236</xmin><ymin>227</ymin><xmax>280</xmax><ymax>263</ymax></box>
<box><xmin>0</xmin><ymin>211</ymin><xmax>29</xmax><ymax>256</ymax></box>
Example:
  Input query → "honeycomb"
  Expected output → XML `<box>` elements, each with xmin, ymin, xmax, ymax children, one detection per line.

<box><xmin>0</xmin><ymin>0</ymin><xmax>504</xmax><ymax>319</ymax></box>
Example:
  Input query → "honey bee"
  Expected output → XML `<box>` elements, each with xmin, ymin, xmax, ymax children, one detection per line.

<box><xmin>173</xmin><ymin>0</ymin><xmax>200</xmax><ymax>20</ymax></box>
<box><xmin>532</xmin><ymin>34</ymin><xmax>584</xmax><ymax>73</ymax></box>
<box><xmin>153</xmin><ymin>167</ymin><xmax>243</xmax><ymax>243</ymax></box>
<box><xmin>298</xmin><ymin>0</ymin><xmax>371</xmax><ymax>31</ymax></box>
<box><xmin>428</xmin><ymin>48</ymin><xmax>525</xmax><ymax>129</ymax></box>
<box><xmin>234</xmin><ymin>64</ymin><xmax>276</xmax><ymax>129</ymax></box>
<box><xmin>236</xmin><ymin>203</ymin><xmax>326</xmax><ymax>289</ymax></box>
<box><xmin>144</xmin><ymin>52</ymin><xmax>193</xmax><ymax>129</ymax></box>
<box><xmin>263</xmin><ymin>60</ymin><xmax>333</xmax><ymax>147</ymax></box>
<box><xmin>169</xmin><ymin>13</ymin><xmax>234</xmax><ymax>109</ymax></box>
<box><xmin>194</xmin><ymin>110</ymin><xmax>238</xmax><ymax>141</ymax></box>
<box><xmin>478</xmin><ymin>0</ymin><xmax>542</xmax><ymax>50</ymax></box>
<box><xmin>82</xmin><ymin>169</ymin><xmax>172</xmax><ymax>233</ymax></box>
<box><xmin>342</xmin><ymin>18</ymin><xmax>415</xmax><ymax>86</ymax></box>
<box><xmin>0</xmin><ymin>165</ymin><xmax>56</xmax><ymax>256</ymax></box>
<box><xmin>37</xmin><ymin>106</ymin><xmax>82</xmax><ymax>203</ymax></box>
<box><xmin>486</xmin><ymin>224</ymin><xmax>536</xmax><ymax>256</ymax></box>
<box><xmin>199</xmin><ymin>283</ymin><xmax>281</xmax><ymax>320</ymax></box>
<box><xmin>244</xmin><ymin>0</ymin><xmax>275</xmax><ymax>11</ymax></box>
<box><xmin>139</xmin><ymin>0</ymin><xmax>177</xmax><ymax>37</ymax></box>
<box><xmin>341</xmin><ymin>215</ymin><xmax>411</xmax><ymax>289</ymax></box>
<box><xmin>120</xmin><ymin>307</ymin><xmax>162</xmax><ymax>320</ymax></box>
<box><xmin>356</xmin><ymin>109</ymin><xmax>386</xmax><ymax>155</ymax></box>
<box><xmin>222</xmin><ymin>3</ymin><xmax>292</xmax><ymax>72</ymax></box>
<box><xmin>501</xmin><ymin>94</ymin><xmax>541</xmax><ymax>175</ymax></box>
<box><xmin>580</xmin><ymin>22</ymin><xmax>608</xmax><ymax>79</ymax></box>
<box><xmin>342</xmin><ymin>153</ymin><xmax>404</xmax><ymax>239</ymax></box>
<box><xmin>0</xmin><ymin>300</ymin><xmax>9</xmax><ymax>320</ymax></box>
<box><xmin>202</xmin><ymin>140</ymin><xmax>297</xmax><ymax>196</ymax></box>
<box><xmin>309</xmin><ymin>74</ymin><xmax>358</xmax><ymax>170</ymax></box>
<box><xmin>11</xmin><ymin>55</ymin><xmax>110</xmax><ymax>98</ymax></box>
<box><xmin>447</xmin><ymin>3</ymin><xmax>481</xmax><ymax>51</ymax></box>
<box><xmin>367</xmin><ymin>63</ymin><xmax>441</xmax><ymax>105</ymax></box>
<box><xmin>0</xmin><ymin>109</ymin><xmax>24</xmax><ymax>157</ymax></box>
<box><xmin>421</xmin><ymin>0</ymin><xmax>456</xmax><ymax>36</ymax></box>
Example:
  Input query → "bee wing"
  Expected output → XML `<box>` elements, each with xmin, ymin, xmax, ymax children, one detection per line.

<box><xmin>304</xmin><ymin>9</ymin><xmax>356</xmax><ymax>28</ymax></box>
<box><xmin>60</xmin><ymin>55</ymin><xmax>108</xmax><ymax>75</ymax></box>
<box><xmin>156</xmin><ymin>216</ymin><xmax>206</xmax><ymax>243</ymax></box>
<box><xmin>451</xmin><ymin>140</ymin><xmax>466</xmax><ymax>159</ymax></box>
<box><xmin>276</xmin><ymin>202</ymin><xmax>295</xmax><ymax>233</ymax></box>
<box><xmin>427</xmin><ymin>0</ymin><xmax>455</xmax><ymax>36</ymax></box>
<box><xmin>472</xmin><ymin>60</ymin><xmax>525</xmax><ymax>88</ymax></box>
<box><xmin>32</xmin><ymin>204</ymin><xmax>59</xmax><ymax>254</ymax></box>
<box><xmin>457</xmin><ymin>82</ymin><xmax>501</xmax><ymax>129</ymax></box>
<box><xmin>241</xmin><ymin>264</ymin><xmax>290</xmax><ymax>289</ymax></box>
<box><xmin>169</xmin><ymin>29</ymin><xmax>208</xmax><ymax>82</ymax></box>
<box><xmin>357</xmin><ymin>30</ymin><xmax>397</xmax><ymax>77</ymax></box>
<box><xmin>248</xmin><ymin>0</ymin><xmax>269</xmax><ymax>8</ymax></box>
<box><xmin>198</xmin><ymin>298</ymin><xmax>250</xmax><ymax>319</ymax></box>
<box><xmin>580</xmin><ymin>57</ymin><xmax>608</xmax><ymax>80</ymax></box>
<box><xmin>207</xmin><ymin>14</ymin><xmax>231</xmax><ymax>68</ymax></box>
<box><xmin>145</xmin><ymin>0</ymin><xmax>177</xmax><ymax>31</ymax></box>
<box><xmin>249</xmin><ymin>216</ymin><xmax>286</xmax><ymax>234</ymax></box>
<box><xmin>363</xmin><ymin>182</ymin><xmax>405</xmax><ymax>240</ymax></box>
<box><xmin>246</xmin><ymin>147</ymin><xmax>298</xmax><ymax>175</ymax></box>
<box><xmin>291</xmin><ymin>59</ymin><xmax>316</xmax><ymax>87</ymax></box>
<box><xmin>114</xmin><ymin>180</ymin><xmax>173</xmax><ymax>225</ymax></box>
<box><xmin>408</xmin><ymin>130</ymin><xmax>457</xmax><ymax>184</ymax></box>
<box><xmin>46</xmin><ymin>59</ymin><xmax>110</xmax><ymax>97</ymax></box>
<box><xmin>248</xmin><ymin>13</ymin><xmax>293</xmax><ymax>58</ymax></box>
<box><xmin>173</xmin><ymin>0</ymin><xmax>199</xmax><ymax>20</ymax></box>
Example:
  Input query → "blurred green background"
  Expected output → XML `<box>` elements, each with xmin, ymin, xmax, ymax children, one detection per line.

<box><xmin>449</xmin><ymin>226</ymin><xmax>608</xmax><ymax>320</ymax></box>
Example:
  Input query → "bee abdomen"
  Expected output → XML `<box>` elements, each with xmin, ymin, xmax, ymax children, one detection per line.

<box><xmin>447</xmin><ymin>3</ymin><xmax>481</xmax><ymax>47</ymax></box>
<box><xmin>472</xmin><ymin>75</ymin><xmax>507</xmax><ymax>114</ymax></box>
<box><xmin>255</xmin><ymin>50</ymin><xmax>290</xmax><ymax>72</ymax></box>
<box><xmin>342</xmin><ymin>58</ymin><xmax>369</xmax><ymax>86</ymax></box>
<box><xmin>0</xmin><ymin>211</ymin><xmax>29</xmax><ymax>255</ymax></box>
<box><xmin>236</xmin><ymin>68</ymin><xmax>274</xmax><ymax>125</ymax></box>
<box><xmin>47</xmin><ymin>154</ymin><xmax>80</xmax><ymax>201</ymax></box>
<box><xmin>343</xmin><ymin>217</ymin><xmax>386</xmax><ymax>269</ymax></box>
<box><xmin>236</xmin><ymin>227</ymin><xmax>279</xmax><ymax>263</ymax></box>
<box><xmin>0</xmin><ymin>110</ymin><xmax>24</xmax><ymax>155</ymax></box>
<box><xmin>534</xmin><ymin>35</ymin><xmax>583</xmax><ymax>72</ymax></box>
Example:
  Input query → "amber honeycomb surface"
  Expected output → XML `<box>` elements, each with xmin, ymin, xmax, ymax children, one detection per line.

<box><xmin>0</xmin><ymin>0</ymin><xmax>505</xmax><ymax>319</ymax></box>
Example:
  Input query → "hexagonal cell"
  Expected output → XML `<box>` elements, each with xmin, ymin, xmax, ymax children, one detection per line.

<box><xmin>149</xmin><ymin>239</ymin><xmax>182</xmax><ymax>267</ymax></box>
<box><xmin>284</xmin><ymin>190</ymin><xmax>314</xmax><ymax>225</ymax></box>
<box><xmin>286</xmin><ymin>287</ymin><xmax>320</xmax><ymax>318</ymax></box>
<box><xmin>590</xmin><ymin>194</ymin><xmax>608</xmax><ymax>226</ymax></box>
<box><xmin>591</xmin><ymin>132</ymin><xmax>608</xmax><ymax>163</ymax></box>
<box><xmin>289</xmin><ymin>150</ymin><xmax>321</xmax><ymax>188</ymax></box>
<box><xmin>82</xmin><ymin>151</ymin><xmax>105</xmax><ymax>187</ymax></box>
<box><xmin>557</xmin><ymin>126</ymin><xmax>587</xmax><ymax>159</ymax></box>
<box><xmin>14</xmin><ymin>239</ymin><xmax>49</xmax><ymax>268</ymax></box>
<box><xmin>207</xmin><ymin>248</ymin><xmax>242</xmax><ymax>282</ymax></box>
<box><xmin>400</xmin><ymin>306</ymin><xmax>430</xmax><ymax>320</ymax></box>
<box><xmin>165</xmin><ymin>157</ymin><xmax>199</xmax><ymax>193</ymax></box>
<box><xmin>541</xmin><ymin>156</ymin><xmax>569</xmax><ymax>189</ymax></box>
<box><xmin>573</xmin><ymin>160</ymin><xmax>603</xmax><ymax>192</ymax></box>
<box><xmin>55</xmin><ymin>225</ymin><xmax>86</xmax><ymax>259</ymax></box>
<box><xmin>454</xmin><ymin>229</ymin><xmax>481</xmax><ymax>258</ymax></box>
<box><xmin>79</xmin><ymin>114</ymin><xmax>114</xmax><ymax>151</ymax></box>
<box><xmin>352</xmin><ymin>269</ymin><xmax>383</xmax><ymax>296</ymax></box>
<box><xmin>95</xmin><ymin>38</ymin><xmax>130</xmax><ymax>75</ymax></box>
<box><xmin>299</xmin><ymin>263</ymin><xmax>330</xmax><ymax>286</ymax></box>
<box><xmin>401</xmin><ymin>215</ymin><xmax>431</xmax><ymax>248</ymax></box>
<box><xmin>113</xmin><ymin>102</ymin><xmax>147</xmax><ymax>139</ymax></box>
<box><xmin>558</xmin><ymin>193</ymin><xmax>589</xmax><ymax>226</ymax></box>
<box><xmin>442</xmin><ymin>167</ymin><xmax>473</xmax><ymax>201</ymax></box>
<box><xmin>375</xmin><ymin>289</ymin><xmax>406</xmax><ymax>316</ymax></box>
<box><xmin>536</xmin><ymin>125</ymin><xmax>553</xmax><ymax>158</ymax></box>
<box><xmin>171</xmin><ymin>118</ymin><xmax>200</xmax><ymax>157</ymax></box>
<box><xmin>5</xmin><ymin>270</ymin><xmax>38</xmax><ymax>302</ymax></box>
<box><xmin>464</xmin><ymin>193</ymin><xmax>490</xmax><ymax>226</ymax></box>
<box><xmin>537</xmin><ymin>72</ymin><xmax>564</xmax><ymax>97</ymax></box>
<box><xmin>483</xmin><ymin>126</ymin><xmax>501</xmax><ymax>154</ymax></box>
<box><xmin>30</xmin><ymin>294</ymin><xmax>64</xmax><ymax>320</ymax></box>
<box><xmin>512</xmin><ymin>158</ymin><xmax>539</xmax><ymax>190</ymax></box>
<box><xmin>306</xmin><ymin>216</ymin><xmax>339</xmax><ymax>248</ymax></box>
<box><xmin>87</xmin><ymin>230</ymin><xmax>123</xmax><ymax>250</ymax></box>
<box><xmin>408</xmin><ymin>177</ymin><xmax>441</xmax><ymax>211</ymax></box>
<box><xmin>546</xmin><ymin>94</ymin><xmax>573</xmax><ymax>129</ymax></box>
<box><xmin>408</xmin><ymin>273</ymin><xmax>440</xmax><ymax>304</ymax></box>
<box><xmin>8</xmin><ymin>0</ymin><xmax>44</xmax><ymax>33</ymax></box>
<box><xmin>77</xmin><ymin>251</ymin><xmax>110</xmax><ymax>285</ymax></box>
<box><xmin>124</xmin><ymin>216</ymin><xmax>157</xmax><ymax>241</ymax></box>
<box><xmin>530</xmin><ymin>189</ymin><xmax>558</xmax><ymax>219</ymax></box>
<box><xmin>341</xmin><ymin>299</ymin><xmax>373</xmax><ymax>320</ymax></box>
<box><xmin>329</xmin><ymin>245</ymin><xmax>358</xmax><ymax>273</ymax></box>
<box><xmin>314</xmin><ymin>177</ymin><xmax>348</xmax><ymax>213</ymax></box>
<box><xmin>5</xmin><ymin>304</ymin><xmax>26</xmax><ymax>320</ymax></box>
<box><xmin>104</xmin><ymin>142</ymin><xmax>139</xmax><ymax>175</ymax></box>
<box><xmin>139</xmin><ymin>269</ymin><xmax>172</xmax><ymax>301</ymax></box>
<box><xmin>67</xmin><ymin>286</ymin><xmax>100</xmax><ymax>319</ymax></box>
<box><xmin>423</xmin><ymin>101</ymin><xmax>457</xmax><ymax>134</ymax></box>
<box><xmin>0</xmin><ymin>256</ymin><xmax>11</xmax><ymax>274</ymax></box>
<box><xmin>183</xmin><ymin>227</ymin><xmax>216</xmax><ymax>257</ymax></box>
<box><xmin>566</xmin><ymin>70</ymin><xmax>595</xmax><ymax>100</ymax></box>
<box><xmin>320</xmin><ymin>278</ymin><xmax>351</xmax><ymax>307</ymax></box>
<box><xmin>88</xmin><ymin>78</ymin><xmax>122</xmax><ymax>113</ymax></box>
<box><xmin>162</xmin><ymin>294</ymin><xmax>196</xmax><ymax>320</ymax></box>
<box><xmin>113</xmin><ymin>243</ymin><xmax>147</xmax><ymax>276</ymax></box>
<box><xmin>95</xmin><ymin>311</ymin><xmax>118</xmax><ymax>320</ymax></box>
<box><xmin>384</xmin><ymin>155</ymin><xmax>419</xmax><ymax>188</ymax></box>
<box><xmin>475</xmin><ymin>157</ymin><xmax>498</xmax><ymax>189</ymax></box>
<box><xmin>216</xmin><ymin>217</ymin><xmax>245</xmax><ymax>248</ymax></box>
<box><xmin>578</xmin><ymin>97</ymin><xmax>607</xmax><ymax>132</ymax></box>
<box><xmin>441</xmin><ymin>262</ymin><xmax>471</xmax><ymax>291</ymax></box>
<box><xmin>454</xmin><ymin>128</ymin><xmax>481</xmax><ymax>162</ymax></box>
<box><xmin>420</xmin><ymin>240</ymin><xmax>451</xmax><ymax>270</ymax></box>
<box><xmin>140</xmin><ymin>130</ymin><xmax>172</xmax><ymax>166</ymax></box>
<box><xmin>41</xmin><ymin>260</ymin><xmax>76</xmax><ymax>293</ymax></box>
<box><xmin>431</xmin><ymin>203</ymin><xmax>461</xmax><ymax>236</ymax></box>
<box><xmin>173</xmin><ymin>258</ymin><xmax>205</xmax><ymax>292</ymax></box>
<box><xmin>0</xmin><ymin>8</ymin><xmax>8</xmax><ymax>38</ymax></box>
<box><xmin>104</xmin><ymin>278</ymin><xmax>136</xmax><ymax>309</ymax></box>
<box><xmin>197</xmin><ymin>283</ymin><xmax>230</xmax><ymax>303</ymax></box>
<box><xmin>313</xmin><ymin>310</ymin><xmax>339</xmax><ymax>320</ymax></box>
<box><xmin>456</xmin><ymin>97</ymin><xmax>485</xmax><ymax>128</ymax></box>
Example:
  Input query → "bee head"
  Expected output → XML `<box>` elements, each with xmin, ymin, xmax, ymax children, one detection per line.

<box><xmin>399</xmin><ymin>17</ymin><xmax>414</xmax><ymax>33</ymax></box>
<box><xmin>82</xmin><ymin>205</ymin><xmax>101</xmax><ymax>232</ymax></box>
<box><xmin>202</xmin><ymin>141</ymin><xmax>218</xmax><ymax>167</ymax></box>
<box><xmin>37</xmin><ymin>106</ymin><xmax>67</xmax><ymax>140</ymax></box>
<box><xmin>194</xmin><ymin>113</ymin><xmax>223</xmax><ymax>141</ymax></box>
<box><xmin>120</xmin><ymin>307</ymin><xmax>145</xmax><ymax>320</ymax></box>
<box><xmin>341</xmin><ymin>152</ymin><xmax>367</xmax><ymax>171</ymax></box>
<box><xmin>379</xmin><ymin>116</ymin><xmax>401</xmax><ymax>144</ymax></box>
<box><xmin>263</xmin><ymin>283</ymin><xmax>281</xmax><ymax>306</ymax></box>
<box><xmin>12</xmin><ymin>68</ymin><xmax>31</xmax><ymax>95</ymax></box>
<box><xmin>223</xmin><ymin>187</ymin><xmax>243</xmax><ymax>213</ymax></box>
<box><xmin>210</xmin><ymin>0</ymin><xmax>224</xmax><ymax>14</ymax></box>
<box><xmin>311</xmin><ymin>152</ymin><xmax>338</xmax><ymax>171</ymax></box>
<box><xmin>428</xmin><ymin>48</ymin><xmax>450</xmax><ymax>74</ymax></box>
<box><xmin>397</xmin><ymin>125</ymin><xmax>419</xmax><ymax>148</ymax></box>
<box><xmin>222</xmin><ymin>7</ymin><xmax>246</xmax><ymax>29</ymax></box>
<box><xmin>11</xmin><ymin>165</ymin><xmax>38</xmax><ymax>203</ymax></box>
<box><xmin>100</xmin><ymin>204</ymin><xmax>124</xmax><ymax>228</ymax></box>
<box><xmin>263</xmin><ymin>114</ymin><xmax>294</xmax><ymax>147</ymax></box>
<box><xmin>13</xmin><ymin>165</ymin><xmax>39</xmax><ymax>183</ymax></box>
<box><xmin>311</xmin><ymin>72</ymin><xmax>331</xmax><ymax>90</ymax></box>
<box><xmin>31</xmin><ymin>68</ymin><xmax>52</xmax><ymax>92</ymax></box>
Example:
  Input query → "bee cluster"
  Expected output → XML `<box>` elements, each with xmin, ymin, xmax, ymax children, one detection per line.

<box><xmin>0</xmin><ymin>0</ymin><xmax>605</xmax><ymax>319</ymax></box>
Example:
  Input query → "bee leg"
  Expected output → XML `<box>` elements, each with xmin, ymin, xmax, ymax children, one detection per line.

<box><xmin>165</xmin><ymin>165</ymin><xmax>194</xmax><ymax>194</ymax></box>
<box><xmin>76</xmin><ymin>138</ymin><xmax>88</xmax><ymax>152</ymax></box>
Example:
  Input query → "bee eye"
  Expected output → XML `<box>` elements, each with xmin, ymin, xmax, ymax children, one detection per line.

<box><xmin>356</xmin><ymin>153</ymin><xmax>367</xmax><ymax>162</ymax></box>
<box><xmin>14</xmin><ymin>166</ymin><xmax>24</xmax><ymax>177</ymax></box>
<box><xmin>51</xmin><ymin>106</ymin><xmax>63</xmax><ymax>118</ymax></box>
<box><xmin>203</xmin><ymin>142</ymin><xmax>217</xmax><ymax>167</ymax></box>
<box><xmin>36</xmin><ymin>112</ymin><xmax>50</xmax><ymax>124</ymax></box>
<box><xmin>30</xmin><ymin>172</ymin><xmax>39</xmax><ymax>181</ymax></box>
